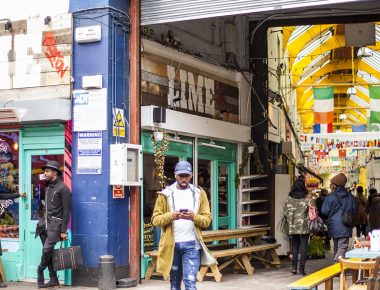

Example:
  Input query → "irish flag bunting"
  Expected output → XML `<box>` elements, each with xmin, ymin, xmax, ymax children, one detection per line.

<box><xmin>313</xmin><ymin>87</ymin><xmax>334</xmax><ymax>133</ymax></box>
<box><xmin>369</xmin><ymin>85</ymin><xmax>380</xmax><ymax>127</ymax></box>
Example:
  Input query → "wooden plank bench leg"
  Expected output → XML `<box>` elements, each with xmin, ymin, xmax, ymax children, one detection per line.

<box><xmin>268</xmin><ymin>248</ymin><xmax>282</xmax><ymax>268</ymax></box>
<box><xmin>144</xmin><ymin>257</ymin><xmax>157</xmax><ymax>280</ymax></box>
<box><xmin>210</xmin><ymin>264</ymin><xmax>222</xmax><ymax>282</ymax></box>
<box><xmin>324</xmin><ymin>278</ymin><xmax>333</xmax><ymax>290</ymax></box>
<box><xmin>241</xmin><ymin>254</ymin><xmax>254</xmax><ymax>275</ymax></box>
<box><xmin>197</xmin><ymin>266</ymin><xmax>208</xmax><ymax>282</ymax></box>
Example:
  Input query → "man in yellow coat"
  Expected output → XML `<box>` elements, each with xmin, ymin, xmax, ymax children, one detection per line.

<box><xmin>152</xmin><ymin>161</ymin><xmax>215</xmax><ymax>290</ymax></box>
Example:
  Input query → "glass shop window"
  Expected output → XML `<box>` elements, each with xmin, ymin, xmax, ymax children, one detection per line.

<box><xmin>0</xmin><ymin>132</ymin><xmax>20</xmax><ymax>239</ymax></box>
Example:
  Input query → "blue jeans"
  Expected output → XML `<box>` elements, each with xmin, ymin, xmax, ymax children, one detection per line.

<box><xmin>170</xmin><ymin>240</ymin><xmax>200</xmax><ymax>290</ymax></box>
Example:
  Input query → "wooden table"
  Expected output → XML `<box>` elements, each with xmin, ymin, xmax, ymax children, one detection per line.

<box><xmin>202</xmin><ymin>227</ymin><xmax>271</xmax><ymax>243</ymax></box>
<box><xmin>345</xmin><ymin>248</ymin><xmax>380</xmax><ymax>259</ymax></box>
<box><xmin>198</xmin><ymin>227</ymin><xmax>281</xmax><ymax>282</ymax></box>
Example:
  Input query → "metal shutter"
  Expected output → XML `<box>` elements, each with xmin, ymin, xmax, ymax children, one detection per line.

<box><xmin>141</xmin><ymin>0</ymin><xmax>361</xmax><ymax>25</ymax></box>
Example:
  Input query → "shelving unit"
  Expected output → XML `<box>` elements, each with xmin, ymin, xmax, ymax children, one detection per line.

<box><xmin>238</xmin><ymin>175</ymin><xmax>270</xmax><ymax>228</ymax></box>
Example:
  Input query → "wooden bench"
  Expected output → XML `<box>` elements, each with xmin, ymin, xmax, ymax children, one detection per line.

<box><xmin>198</xmin><ymin>243</ymin><xmax>281</xmax><ymax>282</ymax></box>
<box><xmin>287</xmin><ymin>258</ymin><xmax>360</xmax><ymax>290</ymax></box>
<box><xmin>205</xmin><ymin>243</ymin><xmax>237</xmax><ymax>252</ymax></box>
<box><xmin>144</xmin><ymin>251</ymin><xmax>166</xmax><ymax>281</ymax></box>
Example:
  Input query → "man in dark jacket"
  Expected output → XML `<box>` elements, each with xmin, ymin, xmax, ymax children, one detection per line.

<box><xmin>321</xmin><ymin>173</ymin><xmax>357</xmax><ymax>262</ymax></box>
<box><xmin>37</xmin><ymin>160</ymin><xmax>71</xmax><ymax>288</ymax></box>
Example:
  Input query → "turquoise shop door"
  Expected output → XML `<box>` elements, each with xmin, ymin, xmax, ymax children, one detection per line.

<box><xmin>216</xmin><ymin>162</ymin><xmax>235</xmax><ymax>230</ymax></box>
<box><xmin>23</xmin><ymin>150</ymin><xmax>65</xmax><ymax>281</ymax></box>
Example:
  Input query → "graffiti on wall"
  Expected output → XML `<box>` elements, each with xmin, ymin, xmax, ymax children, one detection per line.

<box><xmin>43</xmin><ymin>32</ymin><xmax>68</xmax><ymax>78</ymax></box>
<box><xmin>0</xmin><ymin>14</ymin><xmax>72</xmax><ymax>100</ymax></box>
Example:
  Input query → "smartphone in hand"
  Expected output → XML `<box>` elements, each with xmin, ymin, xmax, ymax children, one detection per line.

<box><xmin>179</xmin><ymin>209</ymin><xmax>188</xmax><ymax>213</ymax></box>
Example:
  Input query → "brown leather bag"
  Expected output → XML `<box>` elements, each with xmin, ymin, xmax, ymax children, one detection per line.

<box><xmin>52</xmin><ymin>242</ymin><xmax>83</xmax><ymax>271</ymax></box>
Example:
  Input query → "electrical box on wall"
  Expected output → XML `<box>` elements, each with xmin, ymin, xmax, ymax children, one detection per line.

<box><xmin>110</xmin><ymin>143</ymin><xmax>142</xmax><ymax>186</ymax></box>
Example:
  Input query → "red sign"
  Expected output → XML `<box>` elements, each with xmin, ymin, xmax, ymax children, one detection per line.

<box><xmin>113</xmin><ymin>185</ymin><xmax>124</xmax><ymax>199</ymax></box>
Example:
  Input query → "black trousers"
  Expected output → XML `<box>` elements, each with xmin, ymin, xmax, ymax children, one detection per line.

<box><xmin>291</xmin><ymin>234</ymin><xmax>309</xmax><ymax>270</ymax></box>
<box><xmin>355</xmin><ymin>224</ymin><xmax>367</xmax><ymax>237</ymax></box>
<box><xmin>39</xmin><ymin>230</ymin><xmax>57</xmax><ymax>278</ymax></box>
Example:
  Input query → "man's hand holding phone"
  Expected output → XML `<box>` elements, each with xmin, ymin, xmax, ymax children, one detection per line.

<box><xmin>179</xmin><ymin>209</ymin><xmax>194</xmax><ymax>221</ymax></box>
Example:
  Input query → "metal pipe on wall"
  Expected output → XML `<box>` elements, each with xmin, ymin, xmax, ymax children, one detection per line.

<box><xmin>129</xmin><ymin>0</ymin><xmax>141</xmax><ymax>282</ymax></box>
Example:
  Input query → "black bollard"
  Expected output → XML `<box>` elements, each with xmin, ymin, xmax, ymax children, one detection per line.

<box><xmin>98</xmin><ymin>255</ymin><xmax>116</xmax><ymax>290</ymax></box>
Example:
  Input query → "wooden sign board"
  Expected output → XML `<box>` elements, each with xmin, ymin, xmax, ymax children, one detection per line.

<box><xmin>141</xmin><ymin>55</ymin><xmax>239</xmax><ymax>124</ymax></box>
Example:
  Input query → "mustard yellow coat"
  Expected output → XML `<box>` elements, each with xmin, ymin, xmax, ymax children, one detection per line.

<box><xmin>151</xmin><ymin>183</ymin><xmax>215</xmax><ymax>277</ymax></box>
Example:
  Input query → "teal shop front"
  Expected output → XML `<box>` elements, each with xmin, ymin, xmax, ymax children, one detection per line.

<box><xmin>0</xmin><ymin>126</ymin><xmax>70</xmax><ymax>284</ymax></box>
<box><xmin>140</xmin><ymin>131</ymin><xmax>237</xmax><ymax>276</ymax></box>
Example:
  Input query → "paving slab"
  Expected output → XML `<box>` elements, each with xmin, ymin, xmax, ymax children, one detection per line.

<box><xmin>6</xmin><ymin>251</ymin><xmax>341</xmax><ymax>290</ymax></box>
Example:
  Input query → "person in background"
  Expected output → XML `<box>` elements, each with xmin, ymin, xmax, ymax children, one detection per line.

<box><xmin>0</xmin><ymin>190</ymin><xmax>26</xmax><ymax>288</ymax></box>
<box><xmin>284</xmin><ymin>175</ymin><xmax>312</xmax><ymax>276</ymax></box>
<box><xmin>37</xmin><ymin>160</ymin><xmax>71</xmax><ymax>289</ymax></box>
<box><xmin>353</xmin><ymin>186</ymin><xmax>368</xmax><ymax>237</ymax></box>
<box><xmin>350</xmin><ymin>181</ymin><xmax>358</xmax><ymax>196</ymax></box>
<box><xmin>366</xmin><ymin>188</ymin><xmax>380</xmax><ymax>232</ymax></box>
<box><xmin>316</xmin><ymin>189</ymin><xmax>328</xmax><ymax>215</ymax></box>
<box><xmin>151</xmin><ymin>161</ymin><xmax>215</xmax><ymax>290</ymax></box>
<box><xmin>316</xmin><ymin>189</ymin><xmax>330</xmax><ymax>250</ymax></box>
<box><xmin>321</xmin><ymin>173</ymin><xmax>358</xmax><ymax>262</ymax></box>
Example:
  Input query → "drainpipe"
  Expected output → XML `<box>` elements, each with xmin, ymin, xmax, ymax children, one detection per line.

<box><xmin>129</xmin><ymin>0</ymin><xmax>141</xmax><ymax>282</ymax></box>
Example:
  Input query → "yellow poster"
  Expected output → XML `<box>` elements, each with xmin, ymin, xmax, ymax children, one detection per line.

<box><xmin>113</xmin><ymin>108</ymin><xmax>125</xmax><ymax>137</ymax></box>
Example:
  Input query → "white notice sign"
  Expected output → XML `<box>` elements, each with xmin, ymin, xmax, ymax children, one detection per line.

<box><xmin>73</xmin><ymin>89</ymin><xmax>107</xmax><ymax>131</ymax></box>
<box><xmin>77</xmin><ymin>131</ymin><xmax>102</xmax><ymax>174</ymax></box>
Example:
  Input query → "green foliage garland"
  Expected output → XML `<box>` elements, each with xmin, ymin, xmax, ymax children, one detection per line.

<box><xmin>235</xmin><ymin>140</ymin><xmax>264</xmax><ymax>188</ymax></box>
<box><xmin>151</xmin><ymin>131</ymin><xmax>170</xmax><ymax>188</ymax></box>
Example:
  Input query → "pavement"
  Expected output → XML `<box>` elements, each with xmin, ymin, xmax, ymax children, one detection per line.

<box><xmin>4</xmin><ymin>250</ymin><xmax>342</xmax><ymax>290</ymax></box>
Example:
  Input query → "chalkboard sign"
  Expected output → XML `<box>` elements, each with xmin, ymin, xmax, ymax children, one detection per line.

<box><xmin>143</xmin><ymin>221</ymin><xmax>154</xmax><ymax>252</ymax></box>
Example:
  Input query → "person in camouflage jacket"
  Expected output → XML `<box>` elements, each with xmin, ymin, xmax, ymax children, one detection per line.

<box><xmin>284</xmin><ymin>175</ymin><xmax>312</xmax><ymax>276</ymax></box>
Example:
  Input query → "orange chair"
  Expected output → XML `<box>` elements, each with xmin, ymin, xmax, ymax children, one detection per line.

<box><xmin>339</xmin><ymin>257</ymin><xmax>378</xmax><ymax>290</ymax></box>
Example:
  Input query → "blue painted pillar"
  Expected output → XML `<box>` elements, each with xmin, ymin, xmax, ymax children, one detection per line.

<box><xmin>69</xmin><ymin>0</ymin><xmax>130</xmax><ymax>286</ymax></box>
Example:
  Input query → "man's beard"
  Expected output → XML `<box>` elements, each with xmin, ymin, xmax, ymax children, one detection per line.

<box><xmin>177</xmin><ymin>181</ymin><xmax>189</xmax><ymax>189</ymax></box>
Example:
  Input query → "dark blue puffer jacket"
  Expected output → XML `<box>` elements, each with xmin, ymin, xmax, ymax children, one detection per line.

<box><xmin>321</xmin><ymin>186</ymin><xmax>358</xmax><ymax>238</ymax></box>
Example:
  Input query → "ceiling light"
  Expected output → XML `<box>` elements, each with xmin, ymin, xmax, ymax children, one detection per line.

<box><xmin>4</xmin><ymin>21</ymin><xmax>11</xmax><ymax>31</ymax></box>
<box><xmin>168</xmin><ymin>138</ymin><xmax>192</xmax><ymax>145</ymax></box>
<box><xmin>44</xmin><ymin>16</ymin><xmax>51</xmax><ymax>25</ymax></box>
<box><xmin>339</xmin><ymin>113</ymin><xmax>347</xmax><ymax>120</ymax></box>
<box><xmin>200</xmin><ymin>139</ymin><xmax>226</xmax><ymax>150</ymax></box>
<box><xmin>357</xmin><ymin>47</ymin><xmax>372</xmax><ymax>58</ymax></box>
<box><xmin>347</xmin><ymin>87</ymin><xmax>356</xmax><ymax>96</ymax></box>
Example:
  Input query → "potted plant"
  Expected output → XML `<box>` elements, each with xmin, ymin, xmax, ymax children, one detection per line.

<box><xmin>307</xmin><ymin>235</ymin><xmax>326</xmax><ymax>259</ymax></box>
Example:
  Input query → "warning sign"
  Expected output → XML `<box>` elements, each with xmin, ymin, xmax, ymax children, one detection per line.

<box><xmin>113</xmin><ymin>185</ymin><xmax>124</xmax><ymax>199</ymax></box>
<box><xmin>113</xmin><ymin>108</ymin><xmax>125</xmax><ymax>137</ymax></box>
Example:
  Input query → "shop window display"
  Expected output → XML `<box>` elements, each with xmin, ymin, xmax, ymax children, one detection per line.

<box><xmin>143</xmin><ymin>154</ymin><xmax>178</xmax><ymax>252</ymax></box>
<box><xmin>0</xmin><ymin>132</ymin><xmax>19</xmax><ymax>239</ymax></box>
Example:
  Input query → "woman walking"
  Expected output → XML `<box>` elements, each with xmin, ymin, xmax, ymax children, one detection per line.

<box><xmin>284</xmin><ymin>175</ymin><xmax>312</xmax><ymax>276</ymax></box>
<box><xmin>366</xmin><ymin>188</ymin><xmax>380</xmax><ymax>232</ymax></box>
<box><xmin>353</xmin><ymin>186</ymin><xmax>368</xmax><ymax>237</ymax></box>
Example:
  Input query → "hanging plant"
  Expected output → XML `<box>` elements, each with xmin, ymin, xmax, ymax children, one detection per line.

<box><xmin>151</xmin><ymin>130</ymin><xmax>170</xmax><ymax>188</ymax></box>
<box><xmin>235</xmin><ymin>140</ymin><xmax>264</xmax><ymax>188</ymax></box>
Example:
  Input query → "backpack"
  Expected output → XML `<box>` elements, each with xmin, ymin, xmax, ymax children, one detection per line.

<box><xmin>339</xmin><ymin>198</ymin><xmax>354</xmax><ymax>227</ymax></box>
